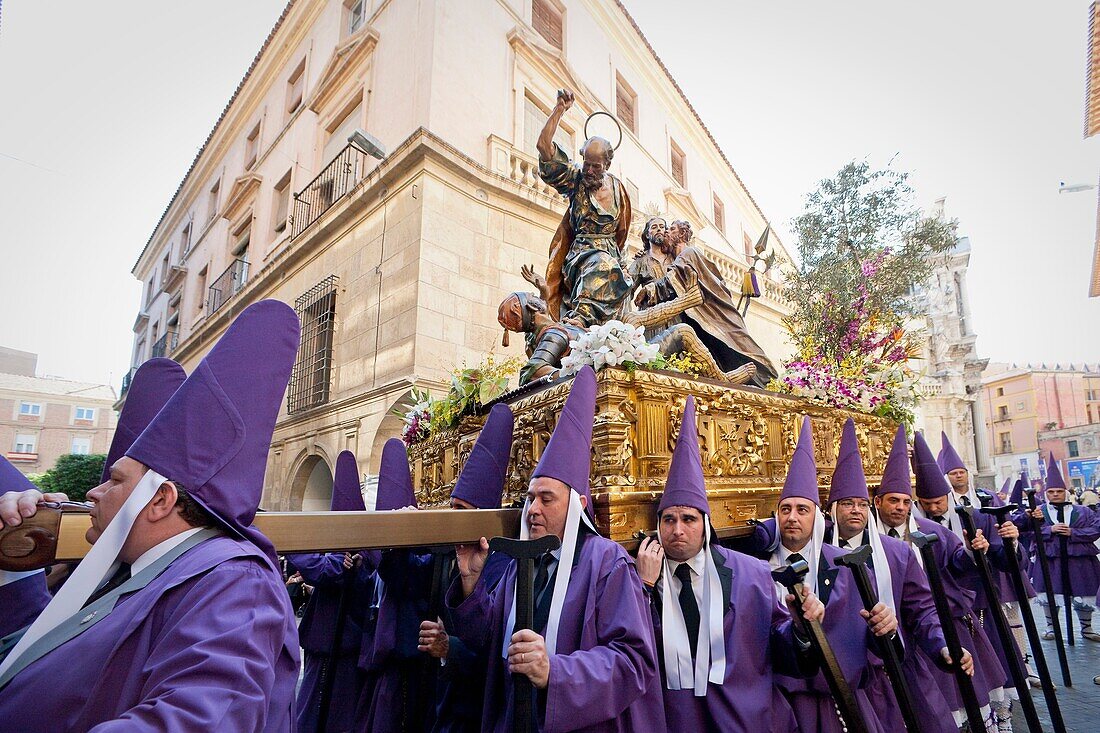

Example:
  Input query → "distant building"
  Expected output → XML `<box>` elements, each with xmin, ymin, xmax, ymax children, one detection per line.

<box><xmin>0</xmin><ymin>355</ymin><xmax>117</xmax><ymax>475</ymax></box>
<box><xmin>120</xmin><ymin>0</ymin><xmax>796</xmax><ymax>510</ymax></box>
<box><xmin>978</xmin><ymin>362</ymin><xmax>1100</xmax><ymax>488</ymax></box>
<box><xmin>911</xmin><ymin>203</ymin><xmax>991</xmax><ymax>486</ymax></box>
<box><xmin>1038</xmin><ymin>422</ymin><xmax>1100</xmax><ymax>492</ymax></box>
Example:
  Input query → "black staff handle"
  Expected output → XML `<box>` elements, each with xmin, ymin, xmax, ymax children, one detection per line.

<box><xmin>834</xmin><ymin>546</ymin><xmax>922</xmax><ymax>733</ymax></box>
<box><xmin>1025</xmin><ymin>488</ymin><xmax>1071</xmax><ymax>687</ymax></box>
<box><xmin>1049</xmin><ymin>501</ymin><xmax>1076</xmax><ymax>648</ymax></box>
<box><xmin>772</xmin><ymin>560</ymin><xmax>871</xmax><ymax>733</ymax></box>
<box><xmin>981</xmin><ymin>505</ymin><xmax>1067</xmax><ymax>731</ymax></box>
<box><xmin>909</xmin><ymin>532</ymin><xmax>986</xmax><ymax>733</ymax></box>
<box><xmin>954</xmin><ymin>505</ymin><xmax>1044</xmax><ymax>733</ymax></box>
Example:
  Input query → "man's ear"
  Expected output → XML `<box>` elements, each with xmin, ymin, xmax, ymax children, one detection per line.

<box><xmin>579</xmin><ymin>494</ymin><xmax>588</xmax><ymax>510</ymax></box>
<box><xmin>146</xmin><ymin>481</ymin><xmax>180</xmax><ymax>522</ymax></box>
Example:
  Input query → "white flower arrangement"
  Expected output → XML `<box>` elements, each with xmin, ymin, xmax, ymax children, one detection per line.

<box><xmin>560</xmin><ymin>320</ymin><xmax>660</xmax><ymax>376</ymax></box>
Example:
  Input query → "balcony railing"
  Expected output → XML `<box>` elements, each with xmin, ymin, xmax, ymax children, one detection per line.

<box><xmin>291</xmin><ymin>144</ymin><xmax>370</xmax><ymax>239</ymax></box>
<box><xmin>207</xmin><ymin>259</ymin><xmax>249</xmax><ymax>316</ymax></box>
<box><xmin>150</xmin><ymin>329</ymin><xmax>179</xmax><ymax>359</ymax></box>
<box><xmin>120</xmin><ymin>367</ymin><xmax>138</xmax><ymax>397</ymax></box>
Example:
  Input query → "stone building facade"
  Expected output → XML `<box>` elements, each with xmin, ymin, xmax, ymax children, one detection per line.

<box><xmin>123</xmin><ymin>0</ymin><xmax>795</xmax><ymax>510</ymax></box>
<box><xmin>0</xmin><ymin>351</ymin><xmax>117</xmax><ymax>476</ymax></box>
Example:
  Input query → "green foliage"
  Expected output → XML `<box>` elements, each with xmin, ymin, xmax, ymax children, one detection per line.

<box><xmin>30</xmin><ymin>454</ymin><xmax>106</xmax><ymax>502</ymax></box>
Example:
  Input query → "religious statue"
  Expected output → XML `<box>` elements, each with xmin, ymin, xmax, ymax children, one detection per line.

<box><xmin>633</xmin><ymin>220</ymin><xmax>778</xmax><ymax>387</ymax></box>
<box><xmin>627</xmin><ymin>217</ymin><xmax>675</xmax><ymax>338</ymax></box>
<box><xmin>538</xmin><ymin>89</ymin><xmax>633</xmax><ymax>328</ymax></box>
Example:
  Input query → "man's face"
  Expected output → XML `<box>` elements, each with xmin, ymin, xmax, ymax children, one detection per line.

<box><xmin>874</xmin><ymin>493</ymin><xmax>912</xmax><ymax>529</ymax></box>
<box><xmin>947</xmin><ymin>468</ymin><xmax>969</xmax><ymax>492</ymax></box>
<box><xmin>526</xmin><ymin>476</ymin><xmax>576</xmax><ymax>540</ymax></box>
<box><xmin>833</xmin><ymin>498</ymin><xmax>870</xmax><ymax>541</ymax></box>
<box><xmin>1046</xmin><ymin>487</ymin><xmax>1067</xmax><ymax>504</ymax></box>
<box><xmin>917</xmin><ymin>495</ymin><xmax>949</xmax><ymax>518</ymax></box>
<box><xmin>580</xmin><ymin>144</ymin><xmax>609</xmax><ymax>191</ymax></box>
<box><xmin>450</xmin><ymin>496</ymin><xmax>476</xmax><ymax>510</ymax></box>
<box><xmin>86</xmin><ymin>456</ymin><xmax>147</xmax><ymax>544</ymax></box>
<box><xmin>658</xmin><ymin>505</ymin><xmax>705</xmax><ymax>562</ymax></box>
<box><xmin>645</xmin><ymin>219</ymin><xmax>667</xmax><ymax>249</ymax></box>
<box><xmin>777</xmin><ymin>497</ymin><xmax>816</xmax><ymax>550</ymax></box>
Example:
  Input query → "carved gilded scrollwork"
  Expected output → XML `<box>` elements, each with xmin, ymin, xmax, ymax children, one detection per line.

<box><xmin>407</xmin><ymin>367</ymin><xmax>896</xmax><ymax>541</ymax></box>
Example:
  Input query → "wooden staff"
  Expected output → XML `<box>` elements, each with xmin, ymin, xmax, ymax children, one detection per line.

<box><xmin>1024</xmin><ymin>487</ymin><xmax>1071</xmax><ymax>687</ymax></box>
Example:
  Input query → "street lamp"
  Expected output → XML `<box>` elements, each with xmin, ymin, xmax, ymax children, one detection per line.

<box><xmin>1057</xmin><ymin>181</ymin><xmax>1095</xmax><ymax>194</ymax></box>
<box><xmin>348</xmin><ymin>129</ymin><xmax>387</xmax><ymax>160</ymax></box>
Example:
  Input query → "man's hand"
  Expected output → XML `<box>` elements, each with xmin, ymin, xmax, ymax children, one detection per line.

<box><xmin>996</xmin><ymin>521</ymin><xmax>1019</xmax><ymax>541</ymax></box>
<box><xmin>785</xmin><ymin>589</ymin><xmax>825</xmax><ymax>624</ymax></box>
<box><xmin>521</xmin><ymin>263</ymin><xmax>550</xmax><ymax>300</ymax></box>
<box><xmin>860</xmin><ymin>602</ymin><xmax>898</xmax><ymax>637</ymax></box>
<box><xmin>940</xmin><ymin>647</ymin><xmax>974</xmax><ymax>676</ymax></box>
<box><xmin>342</xmin><ymin>552</ymin><xmax>360</xmax><ymax>570</ymax></box>
<box><xmin>635</xmin><ymin>536</ymin><xmax>663</xmax><ymax>588</ymax></box>
<box><xmin>1052</xmin><ymin>523</ymin><xmax>1072</xmax><ymax>536</ymax></box>
<box><xmin>418</xmin><ymin>619</ymin><xmax>450</xmax><ymax>659</ymax></box>
<box><xmin>965</xmin><ymin>528</ymin><xmax>989</xmax><ymax>553</ymax></box>
<box><xmin>0</xmin><ymin>489</ymin><xmax>67</xmax><ymax>527</ymax></box>
<box><xmin>286</xmin><ymin>571</ymin><xmax>303</xmax><ymax>587</ymax></box>
<box><xmin>456</xmin><ymin>537</ymin><xmax>489</xmax><ymax>597</ymax></box>
<box><xmin>507</xmin><ymin>629</ymin><xmax>551</xmax><ymax>689</ymax></box>
<box><xmin>554</xmin><ymin>89</ymin><xmax>575</xmax><ymax>114</ymax></box>
<box><xmin>1029</xmin><ymin>507</ymin><xmax>1045</xmax><ymax>520</ymax></box>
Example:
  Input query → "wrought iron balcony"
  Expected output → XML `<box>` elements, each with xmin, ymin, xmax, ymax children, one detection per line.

<box><xmin>291</xmin><ymin>144</ymin><xmax>370</xmax><ymax>239</ymax></box>
<box><xmin>207</xmin><ymin>259</ymin><xmax>249</xmax><ymax>316</ymax></box>
<box><xmin>120</xmin><ymin>367</ymin><xmax>138</xmax><ymax>397</ymax></box>
<box><xmin>150</xmin><ymin>329</ymin><xmax>179</xmax><ymax>359</ymax></box>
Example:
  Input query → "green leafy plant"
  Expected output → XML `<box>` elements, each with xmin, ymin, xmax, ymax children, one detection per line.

<box><xmin>29</xmin><ymin>454</ymin><xmax>106</xmax><ymax>503</ymax></box>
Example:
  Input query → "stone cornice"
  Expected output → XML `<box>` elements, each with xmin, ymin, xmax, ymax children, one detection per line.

<box><xmin>308</xmin><ymin>24</ymin><xmax>380</xmax><ymax>115</ymax></box>
<box><xmin>221</xmin><ymin>173</ymin><xmax>263</xmax><ymax>224</ymax></box>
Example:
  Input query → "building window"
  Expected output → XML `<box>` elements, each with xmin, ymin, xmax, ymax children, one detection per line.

<box><xmin>997</xmin><ymin>405</ymin><xmax>1009</xmax><ymax>420</ymax></box>
<box><xmin>998</xmin><ymin>432</ymin><xmax>1012</xmax><ymax>453</ymax></box>
<box><xmin>244</xmin><ymin>122</ymin><xmax>261</xmax><ymax>170</ymax></box>
<box><xmin>623</xmin><ymin>179</ymin><xmax>639</xmax><ymax>207</ymax></box>
<box><xmin>19</xmin><ymin>402</ymin><xmax>41</xmax><ymax>417</ymax></box>
<box><xmin>347</xmin><ymin>0</ymin><xmax>366</xmax><ymax>35</ymax></box>
<box><xmin>195</xmin><ymin>265</ymin><xmax>208</xmax><ymax>314</ymax></box>
<box><xmin>713</xmin><ymin>195</ymin><xmax>725</xmax><ymax>235</ymax></box>
<box><xmin>323</xmin><ymin>99</ymin><xmax>363</xmax><ymax>166</ymax></box>
<box><xmin>743</xmin><ymin>232</ymin><xmax>754</xmax><ymax>259</ymax></box>
<box><xmin>230</xmin><ymin>218</ymin><xmax>252</xmax><ymax>259</ymax></box>
<box><xmin>615</xmin><ymin>74</ymin><xmax>637</xmax><ymax>135</ymax></box>
<box><xmin>286</xmin><ymin>58</ymin><xmax>305</xmax><ymax>117</ymax></box>
<box><xmin>75</xmin><ymin>406</ymin><xmax>95</xmax><ymax>421</ymax></box>
<box><xmin>995</xmin><ymin>386</ymin><xmax>1004</xmax><ymax>397</ymax></box>
<box><xmin>273</xmin><ymin>170</ymin><xmax>292</xmax><ymax>234</ymax></box>
<box><xmin>180</xmin><ymin>220</ymin><xmax>192</xmax><ymax>256</ymax></box>
<box><xmin>523</xmin><ymin>93</ymin><xmax>572</xmax><ymax>157</ymax></box>
<box><xmin>145</xmin><ymin>274</ymin><xmax>156</xmax><ymax>306</ymax></box>
<box><xmin>670</xmin><ymin>139</ymin><xmax>686</xmax><ymax>188</ymax></box>
<box><xmin>532</xmin><ymin>0</ymin><xmax>563</xmax><ymax>51</ymax></box>
<box><xmin>1068</xmin><ymin>440</ymin><xmax>1080</xmax><ymax>458</ymax></box>
<box><xmin>71</xmin><ymin>436</ymin><xmax>92</xmax><ymax>455</ymax></box>
<box><xmin>288</xmin><ymin>276</ymin><xmax>339</xmax><ymax>414</ymax></box>
<box><xmin>208</xmin><ymin>178</ymin><xmax>221</xmax><ymax>221</ymax></box>
<box><xmin>14</xmin><ymin>434</ymin><xmax>36</xmax><ymax>454</ymax></box>
<box><xmin>161</xmin><ymin>250</ymin><xmax>172</xmax><ymax>284</ymax></box>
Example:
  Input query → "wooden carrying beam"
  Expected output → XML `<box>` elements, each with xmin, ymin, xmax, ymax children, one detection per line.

<box><xmin>0</xmin><ymin>506</ymin><xmax>752</xmax><ymax>572</ymax></box>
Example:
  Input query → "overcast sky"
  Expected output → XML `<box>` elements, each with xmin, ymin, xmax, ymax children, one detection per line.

<box><xmin>1</xmin><ymin>1</ymin><xmax>1097</xmax><ymax>390</ymax></box>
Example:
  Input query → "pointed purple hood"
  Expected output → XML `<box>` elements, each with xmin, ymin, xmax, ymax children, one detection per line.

<box><xmin>876</xmin><ymin>424</ymin><xmax>912</xmax><ymax>498</ymax></box>
<box><xmin>1</xmin><ymin>454</ymin><xmax>36</xmax><ymax>496</ymax></box>
<box><xmin>828</xmin><ymin>418</ymin><xmax>868</xmax><ymax>504</ymax></box>
<box><xmin>658</xmin><ymin>396</ymin><xmax>708</xmax><ymax>515</ymax></box>
<box><xmin>999</xmin><ymin>476</ymin><xmax>1012</xmax><ymax>498</ymax></box>
<box><xmin>1045</xmin><ymin>453</ymin><xmax>1067</xmax><ymax>490</ymax></box>
<box><xmin>102</xmin><ymin>358</ymin><xmax>186</xmax><ymax>483</ymax></box>
<box><xmin>532</xmin><ymin>366</ymin><xmax>596</xmax><ymax>515</ymax></box>
<box><xmin>126</xmin><ymin>300</ymin><xmax>299</xmax><ymax>564</ymax></box>
<box><xmin>331</xmin><ymin>450</ymin><xmax>365</xmax><ymax>512</ymax></box>
<box><xmin>375</xmin><ymin>438</ymin><xmax>417</xmax><ymax>510</ymax></box>
<box><xmin>452</xmin><ymin>403</ymin><xmax>514</xmax><ymax>509</ymax></box>
<box><xmin>913</xmin><ymin>432</ymin><xmax>951</xmax><ymax>499</ymax></box>
<box><xmin>937</xmin><ymin>431</ymin><xmax>966</xmax><ymax>474</ymax></box>
<box><xmin>780</xmin><ymin>416</ymin><xmax>820</xmax><ymax>505</ymax></box>
<box><xmin>1009</xmin><ymin>477</ymin><xmax>1025</xmax><ymax>505</ymax></box>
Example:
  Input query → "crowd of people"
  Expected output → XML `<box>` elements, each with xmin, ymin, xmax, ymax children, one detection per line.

<box><xmin>0</xmin><ymin>299</ymin><xmax>1097</xmax><ymax>732</ymax></box>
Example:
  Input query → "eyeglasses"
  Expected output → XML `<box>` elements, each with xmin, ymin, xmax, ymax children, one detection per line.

<box><xmin>836</xmin><ymin>499</ymin><xmax>870</xmax><ymax>511</ymax></box>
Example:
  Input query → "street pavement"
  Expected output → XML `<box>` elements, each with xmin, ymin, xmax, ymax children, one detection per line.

<box><xmin>1010</xmin><ymin>600</ymin><xmax>1100</xmax><ymax>732</ymax></box>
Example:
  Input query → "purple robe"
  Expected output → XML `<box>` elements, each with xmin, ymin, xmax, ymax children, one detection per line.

<box><xmin>913</xmin><ymin>516</ymin><xmax>1003</xmax><ymax>708</ymax></box>
<box><xmin>446</xmin><ymin>532</ymin><xmax>664</xmax><ymax>733</ymax></box>
<box><xmin>1022</xmin><ymin>503</ymin><xmax>1100</xmax><ymax>596</ymax></box>
<box><xmin>863</xmin><ymin>535</ymin><xmax>956</xmax><ymax>733</ymax></box>
<box><xmin>649</xmin><ymin>544</ymin><xmax>807</xmax><ymax>732</ymax></box>
<box><xmin>0</xmin><ymin>573</ymin><xmax>51</xmax><ymax>639</ymax></box>
<box><xmin>0</xmin><ymin>535</ymin><xmax>299</xmax><ymax>732</ymax></box>
<box><xmin>287</xmin><ymin>552</ymin><xmax>378</xmax><ymax>733</ymax></box>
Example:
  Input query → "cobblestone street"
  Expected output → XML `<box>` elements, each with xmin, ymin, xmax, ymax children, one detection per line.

<box><xmin>1012</xmin><ymin>600</ymin><xmax>1100</xmax><ymax>732</ymax></box>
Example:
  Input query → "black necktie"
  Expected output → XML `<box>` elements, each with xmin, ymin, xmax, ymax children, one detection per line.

<box><xmin>1056</xmin><ymin>504</ymin><xmax>1065</xmax><ymax>523</ymax></box>
<box><xmin>674</xmin><ymin>563</ymin><xmax>701</xmax><ymax>660</ymax></box>
<box><xmin>84</xmin><ymin>563</ymin><xmax>131</xmax><ymax>608</ymax></box>
<box><xmin>932</xmin><ymin>515</ymin><xmax>945</xmax><ymax>525</ymax></box>
<box><xmin>888</xmin><ymin>527</ymin><xmax>900</xmax><ymax>539</ymax></box>
<box><xmin>532</xmin><ymin>552</ymin><xmax>556</xmax><ymax>633</ymax></box>
<box><xmin>787</xmin><ymin>552</ymin><xmax>805</xmax><ymax>565</ymax></box>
